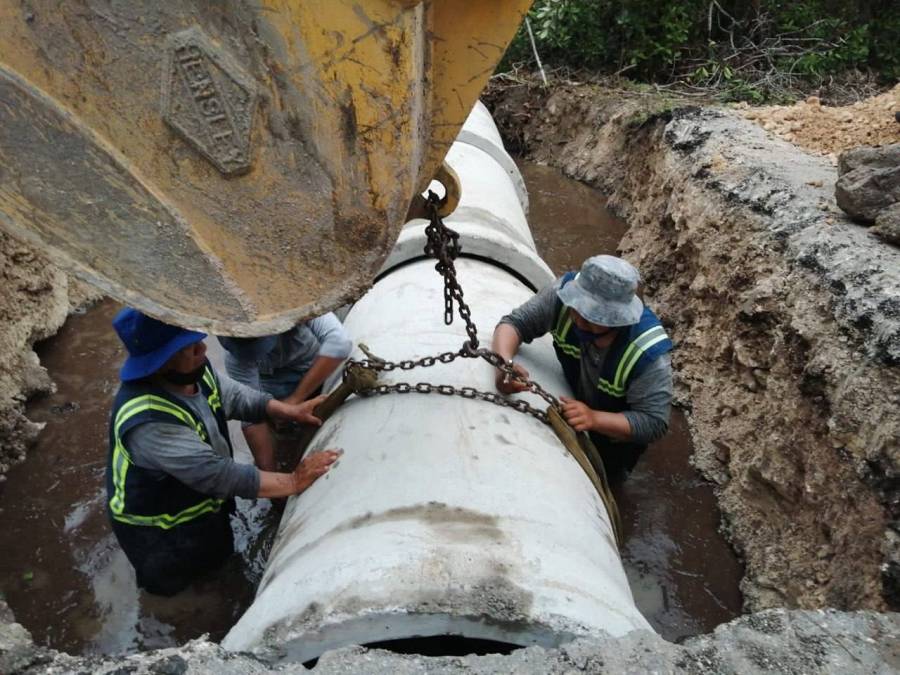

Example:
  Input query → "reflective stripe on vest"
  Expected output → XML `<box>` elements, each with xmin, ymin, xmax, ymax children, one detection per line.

<box><xmin>202</xmin><ymin>367</ymin><xmax>222</xmax><ymax>413</ymax></box>
<box><xmin>597</xmin><ymin>324</ymin><xmax>668</xmax><ymax>398</ymax></box>
<box><xmin>552</xmin><ymin>303</ymin><xmax>667</xmax><ymax>399</ymax></box>
<box><xmin>108</xmin><ymin>393</ymin><xmax>223</xmax><ymax>529</ymax></box>
<box><xmin>551</xmin><ymin>304</ymin><xmax>582</xmax><ymax>358</ymax></box>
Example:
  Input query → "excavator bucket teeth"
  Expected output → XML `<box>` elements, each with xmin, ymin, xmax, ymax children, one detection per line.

<box><xmin>0</xmin><ymin>1</ymin><xmax>531</xmax><ymax>334</ymax></box>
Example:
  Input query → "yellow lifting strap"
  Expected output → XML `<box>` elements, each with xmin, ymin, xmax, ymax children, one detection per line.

<box><xmin>547</xmin><ymin>407</ymin><xmax>624</xmax><ymax>548</ymax></box>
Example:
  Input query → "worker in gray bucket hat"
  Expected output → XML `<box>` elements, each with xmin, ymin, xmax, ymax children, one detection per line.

<box><xmin>492</xmin><ymin>255</ymin><xmax>673</xmax><ymax>481</ymax></box>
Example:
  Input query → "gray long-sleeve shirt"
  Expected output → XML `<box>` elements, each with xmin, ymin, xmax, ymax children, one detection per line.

<box><xmin>123</xmin><ymin>371</ymin><xmax>272</xmax><ymax>499</ymax></box>
<box><xmin>500</xmin><ymin>279</ymin><xmax>673</xmax><ymax>445</ymax></box>
<box><xmin>222</xmin><ymin>313</ymin><xmax>352</xmax><ymax>396</ymax></box>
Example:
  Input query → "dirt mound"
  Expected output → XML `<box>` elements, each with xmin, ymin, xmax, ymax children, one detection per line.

<box><xmin>740</xmin><ymin>84</ymin><xmax>900</xmax><ymax>160</ymax></box>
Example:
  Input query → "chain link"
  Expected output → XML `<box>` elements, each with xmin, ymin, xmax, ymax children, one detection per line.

<box><xmin>343</xmin><ymin>194</ymin><xmax>560</xmax><ymax>424</ymax></box>
<box><xmin>355</xmin><ymin>379</ymin><xmax>549</xmax><ymax>424</ymax></box>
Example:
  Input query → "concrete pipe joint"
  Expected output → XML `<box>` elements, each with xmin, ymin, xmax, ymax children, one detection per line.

<box><xmin>223</xmin><ymin>101</ymin><xmax>651</xmax><ymax>664</ymax></box>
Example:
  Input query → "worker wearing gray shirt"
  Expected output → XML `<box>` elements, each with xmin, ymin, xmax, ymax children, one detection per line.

<box><xmin>108</xmin><ymin>308</ymin><xmax>341</xmax><ymax>596</ymax></box>
<box><xmin>218</xmin><ymin>313</ymin><xmax>352</xmax><ymax>471</ymax></box>
<box><xmin>493</xmin><ymin>255</ymin><xmax>673</xmax><ymax>480</ymax></box>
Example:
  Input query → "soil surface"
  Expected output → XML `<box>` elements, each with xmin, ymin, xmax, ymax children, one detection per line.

<box><xmin>485</xmin><ymin>79</ymin><xmax>900</xmax><ymax>616</ymax></box>
<box><xmin>739</xmin><ymin>84</ymin><xmax>900</xmax><ymax>160</ymax></box>
<box><xmin>3</xmin><ymin>602</ymin><xmax>898</xmax><ymax>673</ymax></box>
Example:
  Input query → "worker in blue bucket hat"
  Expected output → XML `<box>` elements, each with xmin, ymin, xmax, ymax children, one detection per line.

<box><xmin>106</xmin><ymin>308</ymin><xmax>341</xmax><ymax>596</ymax></box>
<box><xmin>492</xmin><ymin>255</ymin><xmax>673</xmax><ymax>481</ymax></box>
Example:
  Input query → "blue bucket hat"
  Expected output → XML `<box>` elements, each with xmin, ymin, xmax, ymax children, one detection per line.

<box><xmin>113</xmin><ymin>308</ymin><xmax>207</xmax><ymax>382</ymax></box>
<box><xmin>557</xmin><ymin>255</ymin><xmax>644</xmax><ymax>327</ymax></box>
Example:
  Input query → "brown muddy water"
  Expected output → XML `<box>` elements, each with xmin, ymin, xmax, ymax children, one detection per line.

<box><xmin>0</xmin><ymin>161</ymin><xmax>742</xmax><ymax>655</ymax></box>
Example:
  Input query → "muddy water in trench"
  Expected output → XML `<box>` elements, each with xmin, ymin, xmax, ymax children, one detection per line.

<box><xmin>0</xmin><ymin>162</ymin><xmax>741</xmax><ymax>655</ymax></box>
<box><xmin>0</xmin><ymin>300</ymin><xmax>271</xmax><ymax>653</ymax></box>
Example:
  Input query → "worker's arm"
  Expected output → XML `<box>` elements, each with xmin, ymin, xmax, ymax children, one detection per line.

<box><xmin>560</xmin><ymin>397</ymin><xmax>633</xmax><ymax>439</ymax></box>
<box><xmin>560</xmin><ymin>355</ymin><xmax>673</xmax><ymax>443</ymax></box>
<box><xmin>621</xmin><ymin>354</ymin><xmax>673</xmax><ymax>444</ymax></box>
<box><xmin>492</xmin><ymin>280</ymin><xmax>560</xmax><ymax>394</ymax></box>
<box><xmin>126</xmin><ymin>423</ymin><xmax>264</xmax><ymax>499</ymax></box>
<box><xmin>127</xmin><ymin>422</ymin><xmax>341</xmax><ymax>499</ymax></box>
<box><xmin>257</xmin><ymin>449</ymin><xmax>342</xmax><ymax>498</ymax></box>
<box><xmin>285</xmin><ymin>314</ymin><xmax>353</xmax><ymax>404</ymax></box>
<box><xmin>491</xmin><ymin>323</ymin><xmax>530</xmax><ymax>394</ymax></box>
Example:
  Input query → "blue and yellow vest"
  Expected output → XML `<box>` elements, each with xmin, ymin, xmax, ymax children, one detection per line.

<box><xmin>550</xmin><ymin>272</ymin><xmax>672</xmax><ymax>413</ymax></box>
<box><xmin>106</xmin><ymin>361</ymin><xmax>232</xmax><ymax>530</ymax></box>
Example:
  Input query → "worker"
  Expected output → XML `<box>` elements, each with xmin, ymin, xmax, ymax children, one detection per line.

<box><xmin>107</xmin><ymin>308</ymin><xmax>341</xmax><ymax>596</ymax></box>
<box><xmin>492</xmin><ymin>255</ymin><xmax>673</xmax><ymax>480</ymax></box>
<box><xmin>217</xmin><ymin>313</ymin><xmax>352</xmax><ymax>471</ymax></box>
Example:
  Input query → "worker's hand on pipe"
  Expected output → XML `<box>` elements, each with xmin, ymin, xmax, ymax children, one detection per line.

<box><xmin>293</xmin><ymin>449</ymin><xmax>343</xmax><ymax>493</ymax></box>
<box><xmin>560</xmin><ymin>396</ymin><xmax>598</xmax><ymax>432</ymax></box>
<box><xmin>267</xmin><ymin>394</ymin><xmax>328</xmax><ymax>426</ymax></box>
<box><xmin>495</xmin><ymin>361</ymin><xmax>530</xmax><ymax>394</ymax></box>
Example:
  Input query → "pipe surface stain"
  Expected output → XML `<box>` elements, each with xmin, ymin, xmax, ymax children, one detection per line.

<box><xmin>518</xmin><ymin>158</ymin><xmax>743</xmax><ymax>640</ymax></box>
<box><xmin>0</xmin><ymin>161</ymin><xmax>742</xmax><ymax>655</ymax></box>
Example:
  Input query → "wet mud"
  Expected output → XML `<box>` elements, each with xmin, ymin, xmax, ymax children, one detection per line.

<box><xmin>0</xmin><ymin>163</ymin><xmax>741</xmax><ymax>655</ymax></box>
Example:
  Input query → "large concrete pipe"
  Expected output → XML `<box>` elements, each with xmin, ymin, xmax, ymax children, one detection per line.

<box><xmin>223</xmin><ymin>102</ymin><xmax>651</xmax><ymax>663</ymax></box>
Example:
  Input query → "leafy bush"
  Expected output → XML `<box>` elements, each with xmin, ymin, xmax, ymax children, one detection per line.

<box><xmin>500</xmin><ymin>0</ymin><xmax>900</xmax><ymax>98</ymax></box>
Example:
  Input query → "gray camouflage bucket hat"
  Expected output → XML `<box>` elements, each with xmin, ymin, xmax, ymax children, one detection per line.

<box><xmin>557</xmin><ymin>255</ymin><xmax>644</xmax><ymax>327</ymax></box>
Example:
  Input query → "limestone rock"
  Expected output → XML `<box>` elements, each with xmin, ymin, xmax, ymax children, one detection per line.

<box><xmin>835</xmin><ymin>144</ymin><xmax>900</xmax><ymax>222</ymax></box>
<box><xmin>873</xmin><ymin>202</ymin><xmax>900</xmax><ymax>246</ymax></box>
<box><xmin>838</xmin><ymin>143</ymin><xmax>900</xmax><ymax>174</ymax></box>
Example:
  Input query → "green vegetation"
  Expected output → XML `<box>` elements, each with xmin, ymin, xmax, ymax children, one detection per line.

<box><xmin>502</xmin><ymin>0</ymin><xmax>900</xmax><ymax>101</ymax></box>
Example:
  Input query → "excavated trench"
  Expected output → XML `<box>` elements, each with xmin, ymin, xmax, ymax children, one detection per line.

<box><xmin>485</xmin><ymin>81</ymin><xmax>899</xmax><ymax>617</ymax></box>
<box><xmin>0</xmin><ymin>160</ymin><xmax>742</xmax><ymax>657</ymax></box>
<box><xmin>1</xmin><ymin>85</ymin><xmax>898</xmax><ymax>672</ymax></box>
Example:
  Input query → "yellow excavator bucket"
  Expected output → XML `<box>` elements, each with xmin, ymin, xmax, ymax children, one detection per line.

<box><xmin>0</xmin><ymin>1</ymin><xmax>531</xmax><ymax>334</ymax></box>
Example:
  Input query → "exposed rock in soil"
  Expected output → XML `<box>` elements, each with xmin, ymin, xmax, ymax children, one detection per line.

<box><xmin>486</xmin><ymin>81</ymin><xmax>900</xmax><ymax>614</ymax></box>
<box><xmin>874</xmin><ymin>203</ymin><xmax>900</xmax><ymax>246</ymax></box>
<box><xmin>2</xmin><ymin>596</ymin><xmax>897</xmax><ymax>674</ymax></box>
<box><xmin>0</xmin><ymin>233</ymin><xmax>101</xmax><ymax>480</ymax></box>
<box><xmin>835</xmin><ymin>144</ymin><xmax>900</xmax><ymax>222</ymax></box>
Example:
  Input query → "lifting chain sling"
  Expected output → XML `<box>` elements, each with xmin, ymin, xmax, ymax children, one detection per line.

<box><xmin>318</xmin><ymin>192</ymin><xmax>623</xmax><ymax>546</ymax></box>
<box><xmin>342</xmin><ymin>192</ymin><xmax>560</xmax><ymax>424</ymax></box>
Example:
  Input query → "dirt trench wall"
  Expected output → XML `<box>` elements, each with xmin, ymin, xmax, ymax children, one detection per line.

<box><xmin>0</xmin><ymin>232</ymin><xmax>99</xmax><ymax>479</ymax></box>
<box><xmin>487</xmin><ymin>83</ymin><xmax>900</xmax><ymax>613</ymax></box>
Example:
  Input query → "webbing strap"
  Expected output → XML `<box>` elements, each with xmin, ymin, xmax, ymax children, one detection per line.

<box><xmin>547</xmin><ymin>407</ymin><xmax>623</xmax><ymax>548</ymax></box>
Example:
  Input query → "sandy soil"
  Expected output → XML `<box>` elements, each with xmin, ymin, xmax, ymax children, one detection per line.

<box><xmin>739</xmin><ymin>84</ymin><xmax>900</xmax><ymax>160</ymax></box>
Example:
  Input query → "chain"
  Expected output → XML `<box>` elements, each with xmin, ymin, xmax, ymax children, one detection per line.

<box><xmin>354</xmin><ymin>379</ymin><xmax>550</xmax><ymax>425</ymax></box>
<box><xmin>343</xmin><ymin>193</ymin><xmax>560</xmax><ymax>423</ymax></box>
<box><xmin>423</xmin><ymin>191</ymin><xmax>479</xmax><ymax>348</ymax></box>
